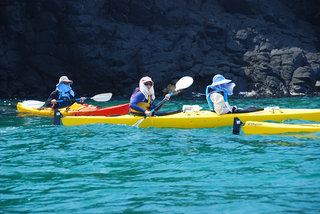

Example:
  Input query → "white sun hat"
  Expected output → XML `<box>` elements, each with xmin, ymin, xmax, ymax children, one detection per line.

<box><xmin>211</xmin><ymin>74</ymin><xmax>232</xmax><ymax>87</ymax></box>
<box><xmin>56</xmin><ymin>76</ymin><xmax>73</xmax><ymax>86</ymax></box>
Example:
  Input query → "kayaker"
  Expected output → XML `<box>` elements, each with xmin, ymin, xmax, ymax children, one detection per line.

<box><xmin>46</xmin><ymin>76</ymin><xmax>85</xmax><ymax>108</ymax></box>
<box><xmin>206</xmin><ymin>74</ymin><xmax>237</xmax><ymax>115</ymax></box>
<box><xmin>206</xmin><ymin>74</ymin><xmax>263</xmax><ymax>114</ymax></box>
<box><xmin>129</xmin><ymin>76</ymin><xmax>171</xmax><ymax>116</ymax></box>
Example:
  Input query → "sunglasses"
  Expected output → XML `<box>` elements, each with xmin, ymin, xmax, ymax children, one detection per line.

<box><xmin>144</xmin><ymin>82</ymin><xmax>153</xmax><ymax>86</ymax></box>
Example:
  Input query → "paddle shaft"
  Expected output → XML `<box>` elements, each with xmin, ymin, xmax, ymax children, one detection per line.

<box><xmin>56</xmin><ymin>98</ymin><xmax>85</xmax><ymax>103</ymax></box>
<box><xmin>152</xmin><ymin>90</ymin><xmax>176</xmax><ymax>112</ymax></box>
<box><xmin>55</xmin><ymin>93</ymin><xmax>112</xmax><ymax>103</ymax></box>
<box><xmin>22</xmin><ymin>93</ymin><xmax>111</xmax><ymax>109</ymax></box>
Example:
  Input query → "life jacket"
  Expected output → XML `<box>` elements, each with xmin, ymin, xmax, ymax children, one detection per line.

<box><xmin>57</xmin><ymin>91</ymin><xmax>72</xmax><ymax>108</ymax></box>
<box><xmin>130</xmin><ymin>88</ymin><xmax>152</xmax><ymax>113</ymax></box>
<box><xmin>206</xmin><ymin>85</ymin><xmax>230</xmax><ymax>111</ymax></box>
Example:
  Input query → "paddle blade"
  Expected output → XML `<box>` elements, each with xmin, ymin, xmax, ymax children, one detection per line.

<box><xmin>91</xmin><ymin>93</ymin><xmax>112</xmax><ymax>102</ymax></box>
<box><xmin>175</xmin><ymin>76</ymin><xmax>193</xmax><ymax>91</ymax></box>
<box><xmin>22</xmin><ymin>100</ymin><xmax>45</xmax><ymax>108</ymax></box>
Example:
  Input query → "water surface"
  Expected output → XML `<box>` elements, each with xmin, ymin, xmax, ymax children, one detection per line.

<box><xmin>1</xmin><ymin>97</ymin><xmax>320</xmax><ymax>213</ymax></box>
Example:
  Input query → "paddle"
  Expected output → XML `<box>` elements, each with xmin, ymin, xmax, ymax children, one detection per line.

<box><xmin>56</xmin><ymin>93</ymin><xmax>112</xmax><ymax>103</ymax></box>
<box><xmin>22</xmin><ymin>93</ymin><xmax>113</xmax><ymax>108</ymax></box>
<box><xmin>133</xmin><ymin>76</ymin><xmax>194</xmax><ymax>127</ymax></box>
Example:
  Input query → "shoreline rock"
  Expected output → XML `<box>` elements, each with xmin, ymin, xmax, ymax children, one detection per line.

<box><xmin>0</xmin><ymin>0</ymin><xmax>319</xmax><ymax>99</ymax></box>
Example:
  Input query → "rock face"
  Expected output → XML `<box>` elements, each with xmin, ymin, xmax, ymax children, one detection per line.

<box><xmin>0</xmin><ymin>0</ymin><xmax>319</xmax><ymax>99</ymax></box>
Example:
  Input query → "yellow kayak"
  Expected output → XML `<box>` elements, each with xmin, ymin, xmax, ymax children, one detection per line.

<box><xmin>240</xmin><ymin>121</ymin><xmax>320</xmax><ymax>134</ymax></box>
<box><xmin>61</xmin><ymin>108</ymin><xmax>320</xmax><ymax>128</ymax></box>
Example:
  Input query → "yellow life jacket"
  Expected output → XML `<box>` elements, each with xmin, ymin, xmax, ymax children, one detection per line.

<box><xmin>130</xmin><ymin>89</ymin><xmax>152</xmax><ymax>113</ymax></box>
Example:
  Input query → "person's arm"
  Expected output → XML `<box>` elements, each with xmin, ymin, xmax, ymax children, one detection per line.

<box><xmin>206</xmin><ymin>86</ymin><xmax>214</xmax><ymax>111</ymax></box>
<box><xmin>64</xmin><ymin>92</ymin><xmax>85</xmax><ymax>104</ymax></box>
<box><xmin>69</xmin><ymin>93</ymin><xmax>76</xmax><ymax>104</ymax></box>
<box><xmin>129</xmin><ymin>92</ymin><xmax>149</xmax><ymax>113</ymax></box>
<box><xmin>46</xmin><ymin>90</ymin><xmax>59</xmax><ymax>107</ymax></box>
<box><xmin>223</xmin><ymin>92</ymin><xmax>233</xmax><ymax>112</ymax></box>
<box><xmin>70</xmin><ymin>93</ymin><xmax>75</xmax><ymax>100</ymax></box>
<box><xmin>79</xmin><ymin>97</ymin><xmax>86</xmax><ymax>103</ymax></box>
<box><xmin>150</xmin><ymin>93</ymin><xmax>171</xmax><ymax>112</ymax></box>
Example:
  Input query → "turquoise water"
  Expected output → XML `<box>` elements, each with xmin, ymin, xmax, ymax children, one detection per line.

<box><xmin>1</xmin><ymin>97</ymin><xmax>320</xmax><ymax>213</ymax></box>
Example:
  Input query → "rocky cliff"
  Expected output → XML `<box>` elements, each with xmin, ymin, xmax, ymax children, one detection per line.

<box><xmin>1</xmin><ymin>0</ymin><xmax>319</xmax><ymax>99</ymax></box>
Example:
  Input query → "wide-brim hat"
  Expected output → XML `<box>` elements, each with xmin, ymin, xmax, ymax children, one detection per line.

<box><xmin>211</xmin><ymin>74</ymin><xmax>232</xmax><ymax>87</ymax></box>
<box><xmin>140</xmin><ymin>76</ymin><xmax>154</xmax><ymax>84</ymax></box>
<box><xmin>56</xmin><ymin>76</ymin><xmax>73</xmax><ymax>86</ymax></box>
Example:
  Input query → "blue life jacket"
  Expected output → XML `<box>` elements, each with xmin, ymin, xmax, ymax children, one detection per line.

<box><xmin>56</xmin><ymin>83</ymin><xmax>75</xmax><ymax>108</ymax></box>
<box><xmin>57</xmin><ymin>92</ymin><xmax>72</xmax><ymax>108</ymax></box>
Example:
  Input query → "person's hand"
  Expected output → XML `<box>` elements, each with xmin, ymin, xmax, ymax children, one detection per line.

<box><xmin>164</xmin><ymin>93</ymin><xmax>171</xmax><ymax>100</ymax></box>
<box><xmin>144</xmin><ymin>110</ymin><xmax>152</xmax><ymax>117</ymax></box>
<box><xmin>80</xmin><ymin>97</ymin><xmax>86</xmax><ymax>103</ymax></box>
<box><xmin>51</xmin><ymin>99</ymin><xmax>57</xmax><ymax>104</ymax></box>
<box><xmin>232</xmin><ymin>106</ymin><xmax>237</xmax><ymax>113</ymax></box>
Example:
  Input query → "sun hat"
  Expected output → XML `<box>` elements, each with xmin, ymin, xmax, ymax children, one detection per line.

<box><xmin>56</xmin><ymin>76</ymin><xmax>73</xmax><ymax>86</ymax></box>
<box><xmin>140</xmin><ymin>76</ymin><xmax>153</xmax><ymax>84</ymax></box>
<box><xmin>211</xmin><ymin>74</ymin><xmax>232</xmax><ymax>87</ymax></box>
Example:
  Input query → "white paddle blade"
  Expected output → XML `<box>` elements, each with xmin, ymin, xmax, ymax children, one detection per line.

<box><xmin>22</xmin><ymin>100</ymin><xmax>45</xmax><ymax>108</ymax></box>
<box><xmin>91</xmin><ymin>93</ymin><xmax>112</xmax><ymax>102</ymax></box>
<box><xmin>175</xmin><ymin>76</ymin><xmax>194</xmax><ymax>91</ymax></box>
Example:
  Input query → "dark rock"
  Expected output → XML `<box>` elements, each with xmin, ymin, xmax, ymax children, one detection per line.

<box><xmin>259</xmin><ymin>43</ymin><xmax>274</xmax><ymax>52</ymax></box>
<box><xmin>290</xmin><ymin>66</ymin><xmax>316</xmax><ymax>94</ymax></box>
<box><xmin>280</xmin><ymin>65</ymin><xmax>294</xmax><ymax>86</ymax></box>
<box><xmin>217</xmin><ymin>0</ymin><xmax>255</xmax><ymax>15</ymax></box>
<box><xmin>282</xmin><ymin>0</ymin><xmax>320</xmax><ymax>27</ymax></box>
<box><xmin>256</xmin><ymin>52</ymin><xmax>270</xmax><ymax>62</ymax></box>
<box><xmin>226</xmin><ymin>39</ymin><xmax>243</xmax><ymax>52</ymax></box>
<box><xmin>0</xmin><ymin>0</ymin><xmax>319</xmax><ymax>99</ymax></box>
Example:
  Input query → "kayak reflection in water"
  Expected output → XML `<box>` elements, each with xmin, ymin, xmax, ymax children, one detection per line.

<box><xmin>46</xmin><ymin>76</ymin><xmax>85</xmax><ymax>108</ymax></box>
<box><xmin>206</xmin><ymin>74</ymin><xmax>263</xmax><ymax>115</ymax></box>
<box><xmin>129</xmin><ymin>76</ymin><xmax>171</xmax><ymax>116</ymax></box>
